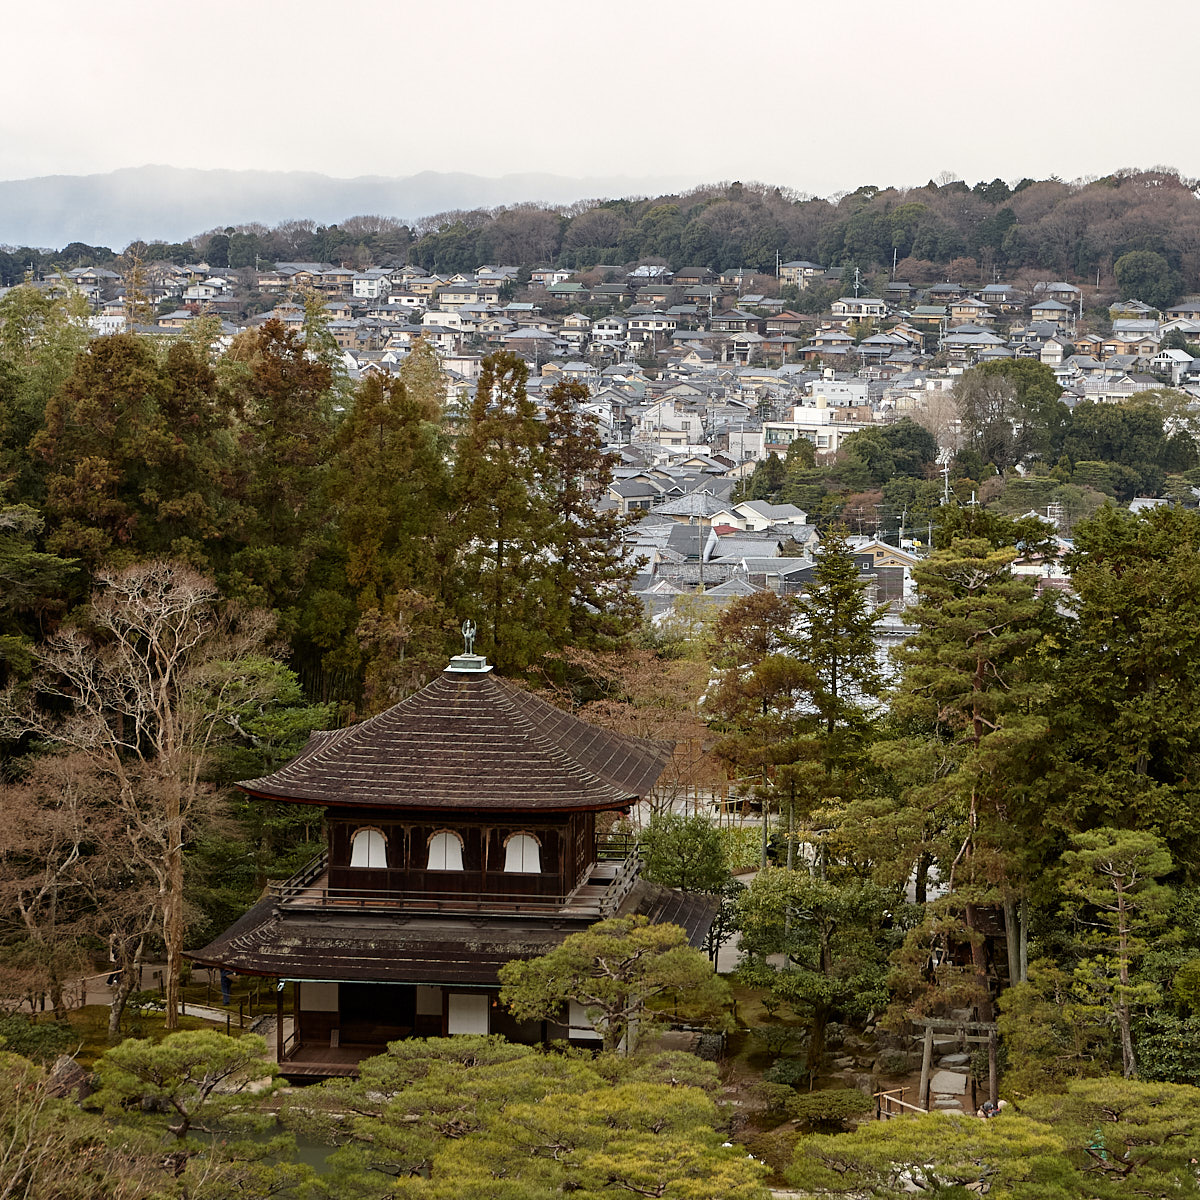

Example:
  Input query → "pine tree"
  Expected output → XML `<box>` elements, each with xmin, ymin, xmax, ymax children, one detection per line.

<box><xmin>792</xmin><ymin>529</ymin><xmax>885</xmax><ymax>771</ymax></box>
<box><xmin>1048</xmin><ymin>505</ymin><xmax>1200</xmax><ymax>869</ymax></box>
<box><xmin>885</xmin><ymin>536</ymin><xmax>1056</xmax><ymax>1020</ymax></box>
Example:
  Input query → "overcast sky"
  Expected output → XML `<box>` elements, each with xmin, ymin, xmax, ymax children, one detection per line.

<box><xmin>6</xmin><ymin>0</ymin><xmax>1199</xmax><ymax>201</ymax></box>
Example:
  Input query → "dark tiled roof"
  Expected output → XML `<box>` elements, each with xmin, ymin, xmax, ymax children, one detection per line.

<box><xmin>187</xmin><ymin>881</ymin><xmax>718</xmax><ymax>983</ymax></box>
<box><xmin>238</xmin><ymin>668</ymin><xmax>672</xmax><ymax>812</ymax></box>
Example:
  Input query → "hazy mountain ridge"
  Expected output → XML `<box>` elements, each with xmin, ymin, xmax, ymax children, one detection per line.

<box><xmin>0</xmin><ymin>165</ymin><xmax>692</xmax><ymax>250</ymax></box>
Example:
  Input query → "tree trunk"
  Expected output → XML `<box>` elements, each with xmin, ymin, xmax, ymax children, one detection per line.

<box><xmin>108</xmin><ymin>941</ymin><xmax>144</xmax><ymax>1042</ymax></box>
<box><xmin>1018</xmin><ymin>897</ymin><xmax>1028</xmax><ymax>984</ymax></box>
<box><xmin>49</xmin><ymin>974</ymin><xmax>67</xmax><ymax>1023</ymax></box>
<box><xmin>963</xmin><ymin>902</ymin><xmax>994</xmax><ymax>1023</ymax></box>
<box><xmin>1116</xmin><ymin>887</ymin><xmax>1137</xmax><ymax>1078</ymax></box>
<box><xmin>759</xmin><ymin>764</ymin><xmax>769</xmax><ymax>869</ymax></box>
<box><xmin>163</xmin><ymin>785</ymin><xmax>185</xmax><ymax>1031</ymax></box>
<box><xmin>914</xmin><ymin>852</ymin><xmax>930</xmax><ymax>906</ymax></box>
<box><xmin>1002</xmin><ymin>896</ymin><xmax>1020</xmax><ymax>989</ymax></box>
<box><xmin>806</xmin><ymin>1002</ymin><xmax>831</xmax><ymax>1075</ymax></box>
<box><xmin>918</xmin><ymin>1026</ymin><xmax>934</xmax><ymax>1110</ymax></box>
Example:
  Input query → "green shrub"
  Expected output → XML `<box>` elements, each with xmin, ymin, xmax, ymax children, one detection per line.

<box><xmin>0</xmin><ymin>1015</ymin><xmax>75</xmax><ymax>1065</ymax></box>
<box><xmin>764</xmin><ymin>1056</ymin><xmax>809</xmax><ymax>1087</ymax></box>
<box><xmin>786</xmin><ymin>1087</ymin><xmax>873</xmax><ymax>1131</ymax></box>
<box><xmin>717</xmin><ymin>826</ymin><xmax>761</xmax><ymax>874</ymax></box>
<box><xmin>753</xmin><ymin>1081</ymin><xmax>796</xmax><ymax>1119</ymax></box>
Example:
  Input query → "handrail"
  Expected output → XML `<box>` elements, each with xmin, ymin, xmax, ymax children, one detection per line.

<box><xmin>280</xmin><ymin>1025</ymin><xmax>299</xmax><ymax>1061</ymax></box>
<box><xmin>270</xmin><ymin>880</ymin><xmax>575</xmax><ymax>910</ymax></box>
<box><xmin>275</xmin><ymin>850</ymin><xmax>329</xmax><ymax>900</ymax></box>
<box><xmin>599</xmin><ymin>853</ymin><xmax>641</xmax><ymax>916</ymax></box>
<box><xmin>269</xmin><ymin>851</ymin><xmax>641</xmax><ymax>917</ymax></box>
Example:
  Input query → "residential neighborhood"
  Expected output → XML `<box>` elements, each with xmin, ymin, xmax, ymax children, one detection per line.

<box><xmin>9</xmin><ymin>246</ymin><xmax>1194</xmax><ymax>643</ymax></box>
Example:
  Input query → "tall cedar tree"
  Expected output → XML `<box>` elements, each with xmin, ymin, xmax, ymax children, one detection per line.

<box><xmin>327</xmin><ymin>343</ymin><xmax>454</xmax><ymax>707</ymax></box>
<box><xmin>451</xmin><ymin>351</ymin><xmax>554</xmax><ymax>674</ymax></box>
<box><xmin>541</xmin><ymin>377</ymin><xmax>640</xmax><ymax>654</ymax></box>
<box><xmin>224</xmin><ymin>319</ymin><xmax>335</xmax><ymax>625</ymax></box>
<box><xmin>886</xmin><ymin>536</ymin><xmax>1055</xmax><ymax>1020</ymax></box>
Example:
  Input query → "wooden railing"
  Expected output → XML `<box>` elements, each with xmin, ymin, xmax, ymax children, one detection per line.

<box><xmin>875</xmin><ymin>1087</ymin><xmax>925</xmax><ymax>1119</ymax></box>
<box><xmin>275</xmin><ymin>850</ymin><xmax>329</xmax><ymax>900</ymax></box>
<box><xmin>598</xmin><ymin>853</ymin><xmax>641</xmax><ymax>917</ymax></box>
<box><xmin>269</xmin><ymin>849</ymin><xmax>640</xmax><ymax>917</ymax></box>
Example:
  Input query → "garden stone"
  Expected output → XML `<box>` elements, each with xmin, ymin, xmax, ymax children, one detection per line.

<box><xmin>929</xmin><ymin>1069</ymin><xmax>967</xmax><ymax>1094</ymax></box>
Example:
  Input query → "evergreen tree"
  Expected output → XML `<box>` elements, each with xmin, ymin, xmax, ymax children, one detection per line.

<box><xmin>223</xmin><ymin>320</ymin><xmax>339</xmax><ymax>663</ymax></box>
<box><xmin>1047</xmin><ymin>506</ymin><xmax>1200</xmax><ymax>868</ymax></box>
<box><xmin>705</xmin><ymin>591</ymin><xmax>812</xmax><ymax>866</ymax></box>
<box><xmin>541</xmin><ymin>377</ymin><xmax>640</xmax><ymax>654</ymax></box>
<box><xmin>885</xmin><ymin>536</ymin><xmax>1056</xmax><ymax>1020</ymax></box>
<box><xmin>745</xmin><ymin>452</ymin><xmax>785</xmax><ymax>501</ymax></box>
<box><xmin>450</xmin><ymin>351</ymin><xmax>553</xmax><ymax>674</ymax></box>
<box><xmin>33</xmin><ymin>334</ymin><xmax>239</xmax><ymax>572</ymax></box>
<box><xmin>0</xmin><ymin>282</ymin><xmax>90</xmax><ymax>506</ymax></box>
<box><xmin>0</xmin><ymin>500</ymin><xmax>79</xmax><ymax>681</ymax></box>
<box><xmin>326</xmin><ymin>347</ymin><xmax>454</xmax><ymax>706</ymax></box>
<box><xmin>792</xmin><ymin>529</ymin><xmax>885</xmax><ymax>771</ymax></box>
<box><xmin>1061</xmin><ymin>828</ymin><xmax>1174</xmax><ymax>1079</ymax></box>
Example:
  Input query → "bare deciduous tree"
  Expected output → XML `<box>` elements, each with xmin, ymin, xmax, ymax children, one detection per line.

<box><xmin>1</xmin><ymin>561</ymin><xmax>273</xmax><ymax>1030</ymax></box>
<box><xmin>0</xmin><ymin>753</ymin><xmax>160</xmax><ymax>1038</ymax></box>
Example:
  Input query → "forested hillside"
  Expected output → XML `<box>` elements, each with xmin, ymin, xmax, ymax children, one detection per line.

<box><xmin>6</xmin><ymin>168</ymin><xmax>1200</xmax><ymax>297</ymax></box>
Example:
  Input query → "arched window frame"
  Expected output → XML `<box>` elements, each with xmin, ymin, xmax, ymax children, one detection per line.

<box><xmin>502</xmin><ymin>831</ymin><xmax>542</xmax><ymax>874</ymax></box>
<box><xmin>427</xmin><ymin>829</ymin><xmax>465</xmax><ymax>872</ymax></box>
<box><xmin>349</xmin><ymin>826</ymin><xmax>388</xmax><ymax>869</ymax></box>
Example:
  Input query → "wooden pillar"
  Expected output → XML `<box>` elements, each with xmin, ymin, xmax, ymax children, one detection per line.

<box><xmin>918</xmin><ymin>1026</ymin><xmax>934</xmax><ymax>1111</ymax></box>
<box><xmin>988</xmin><ymin>1030</ymin><xmax>999</xmax><ymax>1105</ymax></box>
<box><xmin>275</xmin><ymin>985</ymin><xmax>284</xmax><ymax>1063</ymax></box>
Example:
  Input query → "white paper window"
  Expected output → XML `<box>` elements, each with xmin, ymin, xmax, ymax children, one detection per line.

<box><xmin>503</xmin><ymin>833</ymin><xmax>541</xmax><ymax>874</ymax></box>
<box><xmin>447</xmin><ymin>992</ymin><xmax>489</xmax><ymax>1034</ymax></box>
<box><xmin>427</xmin><ymin>830</ymin><xmax>464</xmax><ymax>871</ymax></box>
<box><xmin>349</xmin><ymin>828</ymin><xmax>387</xmax><ymax>868</ymax></box>
<box><xmin>299</xmin><ymin>981</ymin><xmax>339</xmax><ymax>1011</ymax></box>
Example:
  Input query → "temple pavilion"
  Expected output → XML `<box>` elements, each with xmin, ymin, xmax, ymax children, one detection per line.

<box><xmin>189</xmin><ymin>647</ymin><xmax>717</xmax><ymax>1077</ymax></box>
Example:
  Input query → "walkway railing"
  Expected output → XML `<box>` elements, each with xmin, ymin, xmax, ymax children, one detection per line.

<box><xmin>269</xmin><ymin>847</ymin><xmax>640</xmax><ymax>917</ymax></box>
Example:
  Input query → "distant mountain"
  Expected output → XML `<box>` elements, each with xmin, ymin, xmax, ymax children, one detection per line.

<box><xmin>0</xmin><ymin>165</ymin><xmax>693</xmax><ymax>251</ymax></box>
